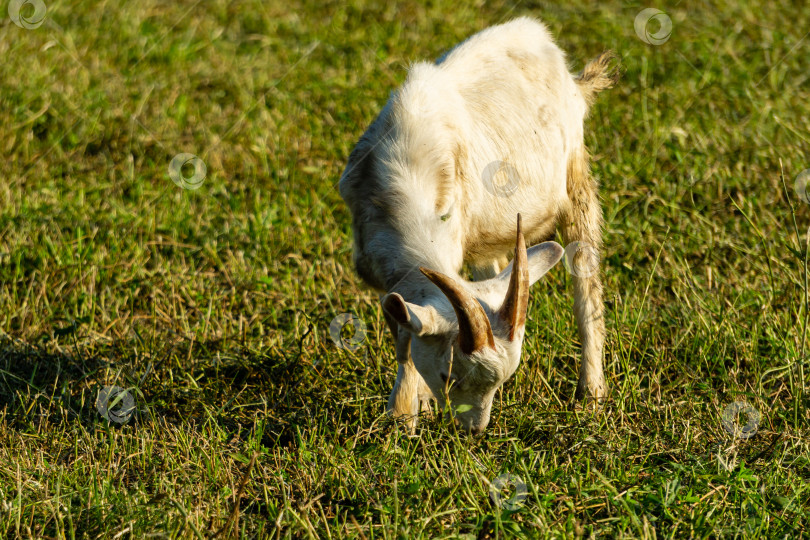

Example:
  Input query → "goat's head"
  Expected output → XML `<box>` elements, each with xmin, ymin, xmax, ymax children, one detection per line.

<box><xmin>382</xmin><ymin>216</ymin><xmax>564</xmax><ymax>434</ymax></box>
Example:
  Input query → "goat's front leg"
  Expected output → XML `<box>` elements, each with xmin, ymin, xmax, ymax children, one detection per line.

<box><xmin>383</xmin><ymin>310</ymin><xmax>429</xmax><ymax>432</ymax></box>
<box><xmin>388</xmin><ymin>332</ymin><xmax>419</xmax><ymax>430</ymax></box>
<box><xmin>562</xmin><ymin>148</ymin><xmax>607</xmax><ymax>401</ymax></box>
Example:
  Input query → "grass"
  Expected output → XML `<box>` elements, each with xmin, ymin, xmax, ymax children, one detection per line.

<box><xmin>1</xmin><ymin>0</ymin><xmax>809</xmax><ymax>537</ymax></box>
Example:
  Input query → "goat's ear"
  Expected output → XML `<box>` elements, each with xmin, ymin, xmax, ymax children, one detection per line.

<box><xmin>382</xmin><ymin>293</ymin><xmax>438</xmax><ymax>336</ymax></box>
<box><xmin>496</xmin><ymin>241</ymin><xmax>564</xmax><ymax>287</ymax></box>
<box><xmin>525</xmin><ymin>241</ymin><xmax>564</xmax><ymax>285</ymax></box>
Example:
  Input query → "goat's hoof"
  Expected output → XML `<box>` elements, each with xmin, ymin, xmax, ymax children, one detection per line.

<box><xmin>418</xmin><ymin>397</ymin><xmax>436</xmax><ymax>418</ymax></box>
<box><xmin>573</xmin><ymin>382</ymin><xmax>607</xmax><ymax>409</ymax></box>
<box><xmin>390</xmin><ymin>414</ymin><xmax>419</xmax><ymax>436</ymax></box>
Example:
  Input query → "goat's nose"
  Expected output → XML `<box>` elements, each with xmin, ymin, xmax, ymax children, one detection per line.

<box><xmin>470</xmin><ymin>426</ymin><xmax>483</xmax><ymax>436</ymax></box>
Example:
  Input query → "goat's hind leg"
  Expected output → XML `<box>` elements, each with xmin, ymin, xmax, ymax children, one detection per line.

<box><xmin>470</xmin><ymin>256</ymin><xmax>510</xmax><ymax>281</ymax></box>
<box><xmin>560</xmin><ymin>147</ymin><xmax>607</xmax><ymax>401</ymax></box>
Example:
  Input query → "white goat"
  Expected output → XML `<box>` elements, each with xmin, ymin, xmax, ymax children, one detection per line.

<box><xmin>339</xmin><ymin>16</ymin><xmax>616</xmax><ymax>434</ymax></box>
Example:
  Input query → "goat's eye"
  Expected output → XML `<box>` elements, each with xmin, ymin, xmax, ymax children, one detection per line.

<box><xmin>440</xmin><ymin>373</ymin><xmax>449</xmax><ymax>384</ymax></box>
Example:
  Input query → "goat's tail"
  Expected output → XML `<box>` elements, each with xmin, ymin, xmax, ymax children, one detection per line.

<box><xmin>574</xmin><ymin>51</ymin><xmax>620</xmax><ymax>107</ymax></box>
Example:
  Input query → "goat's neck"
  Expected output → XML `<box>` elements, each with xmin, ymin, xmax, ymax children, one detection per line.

<box><xmin>379</xmin><ymin>221</ymin><xmax>463</xmax><ymax>301</ymax></box>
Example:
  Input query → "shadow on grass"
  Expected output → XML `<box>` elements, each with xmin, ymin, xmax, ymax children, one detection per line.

<box><xmin>0</xmin><ymin>329</ymin><xmax>374</xmax><ymax>451</ymax></box>
<box><xmin>0</xmin><ymin>338</ymin><xmax>110</xmax><ymax>429</ymax></box>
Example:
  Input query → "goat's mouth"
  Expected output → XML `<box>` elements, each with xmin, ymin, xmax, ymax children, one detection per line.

<box><xmin>443</xmin><ymin>408</ymin><xmax>488</xmax><ymax>436</ymax></box>
<box><xmin>458</xmin><ymin>418</ymin><xmax>487</xmax><ymax>437</ymax></box>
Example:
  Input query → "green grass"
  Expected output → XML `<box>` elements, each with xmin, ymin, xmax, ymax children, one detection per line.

<box><xmin>1</xmin><ymin>0</ymin><xmax>809</xmax><ymax>537</ymax></box>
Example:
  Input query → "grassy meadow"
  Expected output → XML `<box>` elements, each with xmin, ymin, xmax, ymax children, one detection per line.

<box><xmin>1</xmin><ymin>0</ymin><xmax>809</xmax><ymax>537</ymax></box>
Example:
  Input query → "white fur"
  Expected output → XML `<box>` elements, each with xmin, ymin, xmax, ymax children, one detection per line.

<box><xmin>340</xmin><ymin>16</ymin><xmax>611</xmax><ymax>433</ymax></box>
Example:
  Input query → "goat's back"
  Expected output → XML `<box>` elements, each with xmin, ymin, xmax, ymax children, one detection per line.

<box><xmin>340</xmin><ymin>17</ymin><xmax>596</xmax><ymax>288</ymax></box>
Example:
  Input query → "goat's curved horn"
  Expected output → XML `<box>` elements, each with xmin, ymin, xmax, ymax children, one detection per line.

<box><xmin>420</xmin><ymin>267</ymin><xmax>495</xmax><ymax>354</ymax></box>
<box><xmin>497</xmin><ymin>214</ymin><xmax>529</xmax><ymax>340</ymax></box>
